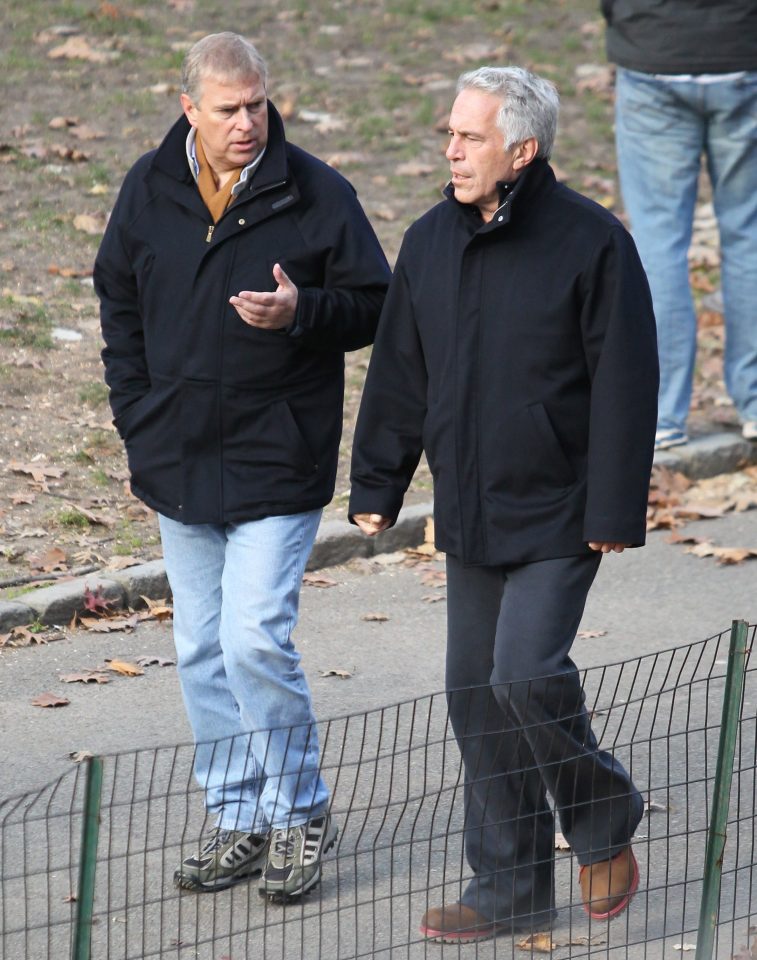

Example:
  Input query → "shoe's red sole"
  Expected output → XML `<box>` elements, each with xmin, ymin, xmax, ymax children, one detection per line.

<box><xmin>419</xmin><ymin>921</ymin><xmax>497</xmax><ymax>943</ymax></box>
<box><xmin>581</xmin><ymin>848</ymin><xmax>640</xmax><ymax>920</ymax></box>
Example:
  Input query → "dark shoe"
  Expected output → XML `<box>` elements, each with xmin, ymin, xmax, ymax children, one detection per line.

<box><xmin>258</xmin><ymin>813</ymin><xmax>338</xmax><ymax>902</ymax></box>
<box><xmin>420</xmin><ymin>903</ymin><xmax>498</xmax><ymax>943</ymax></box>
<box><xmin>174</xmin><ymin>828</ymin><xmax>269</xmax><ymax>892</ymax></box>
<box><xmin>579</xmin><ymin>846</ymin><xmax>639</xmax><ymax>919</ymax></box>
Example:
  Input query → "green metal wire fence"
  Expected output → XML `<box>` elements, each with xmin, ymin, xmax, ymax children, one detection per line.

<box><xmin>1</xmin><ymin>621</ymin><xmax>755</xmax><ymax>959</ymax></box>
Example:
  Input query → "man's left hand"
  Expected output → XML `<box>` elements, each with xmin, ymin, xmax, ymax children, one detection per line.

<box><xmin>588</xmin><ymin>542</ymin><xmax>628</xmax><ymax>554</ymax></box>
<box><xmin>230</xmin><ymin>263</ymin><xmax>299</xmax><ymax>330</ymax></box>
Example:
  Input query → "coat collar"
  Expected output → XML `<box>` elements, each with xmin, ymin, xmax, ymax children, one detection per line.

<box><xmin>443</xmin><ymin>158</ymin><xmax>556</xmax><ymax>231</ymax></box>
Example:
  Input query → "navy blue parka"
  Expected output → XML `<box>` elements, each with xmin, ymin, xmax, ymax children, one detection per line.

<box><xmin>95</xmin><ymin>104</ymin><xmax>390</xmax><ymax>524</ymax></box>
<box><xmin>349</xmin><ymin>160</ymin><xmax>659</xmax><ymax>566</ymax></box>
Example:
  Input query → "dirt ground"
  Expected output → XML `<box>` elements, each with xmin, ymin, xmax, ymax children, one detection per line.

<box><xmin>0</xmin><ymin>0</ymin><xmax>736</xmax><ymax>599</ymax></box>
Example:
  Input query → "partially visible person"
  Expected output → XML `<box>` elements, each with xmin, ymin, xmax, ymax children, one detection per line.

<box><xmin>94</xmin><ymin>32</ymin><xmax>389</xmax><ymax>900</ymax></box>
<box><xmin>603</xmin><ymin>0</ymin><xmax>757</xmax><ymax>449</ymax></box>
<box><xmin>349</xmin><ymin>66</ymin><xmax>658</xmax><ymax>943</ymax></box>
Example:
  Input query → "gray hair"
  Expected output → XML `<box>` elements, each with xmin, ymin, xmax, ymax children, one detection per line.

<box><xmin>456</xmin><ymin>66</ymin><xmax>559</xmax><ymax>159</ymax></box>
<box><xmin>181</xmin><ymin>32</ymin><xmax>268</xmax><ymax>104</ymax></box>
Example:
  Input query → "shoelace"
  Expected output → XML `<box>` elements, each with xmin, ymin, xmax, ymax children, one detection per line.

<box><xmin>272</xmin><ymin>829</ymin><xmax>296</xmax><ymax>861</ymax></box>
<box><xmin>201</xmin><ymin>829</ymin><xmax>233</xmax><ymax>855</ymax></box>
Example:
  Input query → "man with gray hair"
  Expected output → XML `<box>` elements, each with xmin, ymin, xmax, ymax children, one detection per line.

<box><xmin>350</xmin><ymin>66</ymin><xmax>658</xmax><ymax>941</ymax></box>
<box><xmin>95</xmin><ymin>32</ymin><xmax>389</xmax><ymax>901</ymax></box>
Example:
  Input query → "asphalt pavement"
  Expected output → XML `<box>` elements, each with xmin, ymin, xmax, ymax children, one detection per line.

<box><xmin>2</xmin><ymin>433</ymin><xmax>756</xmax><ymax>960</ymax></box>
<box><xmin>2</xmin><ymin>474</ymin><xmax>756</xmax><ymax>797</ymax></box>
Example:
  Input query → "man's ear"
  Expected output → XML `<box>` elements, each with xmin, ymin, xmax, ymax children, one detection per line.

<box><xmin>513</xmin><ymin>136</ymin><xmax>539</xmax><ymax>171</ymax></box>
<box><xmin>180</xmin><ymin>93</ymin><xmax>198</xmax><ymax>128</ymax></box>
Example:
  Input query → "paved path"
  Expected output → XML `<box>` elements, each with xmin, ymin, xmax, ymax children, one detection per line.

<box><xmin>1</xmin><ymin>472</ymin><xmax>756</xmax><ymax>960</ymax></box>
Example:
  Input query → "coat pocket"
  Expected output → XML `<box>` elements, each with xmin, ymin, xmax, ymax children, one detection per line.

<box><xmin>526</xmin><ymin>402</ymin><xmax>576</xmax><ymax>489</ymax></box>
<box><xmin>115</xmin><ymin>375</ymin><xmax>178</xmax><ymax>442</ymax></box>
<box><xmin>223</xmin><ymin>391</ymin><xmax>318</xmax><ymax>478</ymax></box>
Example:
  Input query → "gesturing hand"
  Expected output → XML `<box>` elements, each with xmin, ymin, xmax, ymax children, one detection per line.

<box><xmin>230</xmin><ymin>263</ymin><xmax>299</xmax><ymax>330</ymax></box>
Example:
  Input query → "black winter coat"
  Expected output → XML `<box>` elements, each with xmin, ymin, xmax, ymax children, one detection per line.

<box><xmin>349</xmin><ymin>161</ymin><xmax>659</xmax><ymax>566</ymax></box>
<box><xmin>602</xmin><ymin>0</ymin><xmax>757</xmax><ymax>75</ymax></box>
<box><xmin>95</xmin><ymin>105</ymin><xmax>390</xmax><ymax>524</ymax></box>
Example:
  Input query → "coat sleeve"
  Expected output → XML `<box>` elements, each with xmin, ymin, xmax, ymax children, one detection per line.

<box><xmin>93</xmin><ymin>176</ymin><xmax>150</xmax><ymax>435</ymax></box>
<box><xmin>580</xmin><ymin>225</ymin><xmax>659</xmax><ymax>545</ymax></box>
<box><xmin>348</xmin><ymin>243</ymin><xmax>428</xmax><ymax>525</ymax></box>
<box><xmin>287</xmin><ymin>180</ymin><xmax>391</xmax><ymax>353</ymax></box>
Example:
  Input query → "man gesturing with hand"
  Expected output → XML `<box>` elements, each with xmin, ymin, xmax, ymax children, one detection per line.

<box><xmin>96</xmin><ymin>32</ymin><xmax>389</xmax><ymax>902</ymax></box>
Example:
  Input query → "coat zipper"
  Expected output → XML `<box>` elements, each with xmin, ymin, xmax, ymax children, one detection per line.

<box><xmin>204</xmin><ymin>179</ymin><xmax>288</xmax><ymax>244</ymax></box>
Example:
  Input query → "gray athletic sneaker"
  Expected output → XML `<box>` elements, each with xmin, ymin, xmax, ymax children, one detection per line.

<box><xmin>174</xmin><ymin>828</ymin><xmax>269</xmax><ymax>892</ymax></box>
<box><xmin>258</xmin><ymin>813</ymin><xmax>338</xmax><ymax>901</ymax></box>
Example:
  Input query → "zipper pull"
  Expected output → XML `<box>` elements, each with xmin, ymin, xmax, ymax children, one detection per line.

<box><xmin>205</xmin><ymin>224</ymin><xmax>215</xmax><ymax>243</ymax></box>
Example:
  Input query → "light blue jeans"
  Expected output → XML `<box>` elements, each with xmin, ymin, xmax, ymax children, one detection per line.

<box><xmin>615</xmin><ymin>68</ymin><xmax>757</xmax><ymax>433</ymax></box>
<box><xmin>158</xmin><ymin>511</ymin><xmax>329</xmax><ymax>833</ymax></box>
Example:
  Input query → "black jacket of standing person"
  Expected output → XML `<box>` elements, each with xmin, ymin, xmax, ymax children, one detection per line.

<box><xmin>602</xmin><ymin>0</ymin><xmax>757</xmax><ymax>74</ymax></box>
<box><xmin>95</xmin><ymin>104</ymin><xmax>390</xmax><ymax>525</ymax></box>
<box><xmin>349</xmin><ymin>159</ymin><xmax>659</xmax><ymax>566</ymax></box>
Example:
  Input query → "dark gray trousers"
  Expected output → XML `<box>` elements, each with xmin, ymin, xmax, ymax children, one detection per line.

<box><xmin>445</xmin><ymin>553</ymin><xmax>643</xmax><ymax>927</ymax></box>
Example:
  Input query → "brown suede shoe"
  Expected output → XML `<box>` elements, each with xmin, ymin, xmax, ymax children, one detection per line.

<box><xmin>420</xmin><ymin>903</ymin><xmax>498</xmax><ymax>943</ymax></box>
<box><xmin>579</xmin><ymin>846</ymin><xmax>639</xmax><ymax>920</ymax></box>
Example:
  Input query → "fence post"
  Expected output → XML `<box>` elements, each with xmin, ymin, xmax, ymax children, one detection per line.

<box><xmin>695</xmin><ymin>619</ymin><xmax>750</xmax><ymax>960</ymax></box>
<box><xmin>71</xmin><ymin>756</ymin><xmax>104</xmax><ymax>960</ymax></box>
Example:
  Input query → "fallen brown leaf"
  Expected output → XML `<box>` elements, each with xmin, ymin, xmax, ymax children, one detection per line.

<box><xmin>372</xmin><ymin>204</ymin><xmax>397</xmax><ymax>222</ymax></box>
<box><xmin>302</xmin><ymin>573</ymin><xmax>338</xmax><ymax>588</ymax></box>
<box><xmin>78</xmin><ymin>615</ymin><xmax>137</xmax><ymax>632</ymax></box>
<box><xmin>518</xmin><ymin>932</ymin><xmax>605</xmax><ymax>953</ymax></box>
<box><xmin>9</xmin><ymin>460</ymin><xmax>66</xmax><ymax>483</ymax></box>
<box><xmin>49</xmin><ymin>144</ymin><xmax>90</xmax><ymax>162</ymax></box>
<box><xmin>28</xmin><ymin>546</ymin><xmax>68</xmax><ymax>573</ymax></box>
<box><xmin>362</xmin><ymin>612</ymin><xmax>389</xmax><ymax>622</ymax></box>
<box><xmin>32</xmin><ymin>692</ymin><xmax>70</xmax><ymax>708</ymax></box>
<box><xmin>713</xmin><ymin>547</ymin><xmax>756</xmax><ymax>565</ymax></box>
<box><xmin>325</xmin><ymin>151</ymin><xmax>368</xmax><ymax>169</ymax></box>
<box><xmin>105</xmin><ymin>659</ymin><xmax>144</xmax><ymax>676</ymax></box>
<box><xmin>47</xmin><ymin>264</ymin><xmax>92</xmax><ymax>278</ymax></box>
<box><xmin>139</xmin><ymin>596</ymin><xmax>173</xmax><ymax>620</ymax></box>
<box><xmin>69</xmin><ymin>123</ymin><xmax>106</xmax><ymax>141</ymax></box>
<box><xmin>105</xmin><ymin>555</ymin><xmax>141</xmax><ymax>571</ymax></box>
<box><xmin>60</xmin><ymin>672</ymin><xmax>110</xmax><ymax>684</ymax></box>
<box><xmin>48</xmin><ymin>37</ymin><xmax>119</xmax><ymax>64</ymax></box>
<box><xmin>49</xmin><ymin>116</ymin><xmax>79</xmax><ymax>129</ymax></box>
<box><xmin>73</xmin><ymin>213</ymin><xmax>107</xmax><ymax>235</ymax></box>
<box><xmin>0</xmin><ymin>626</ymin><xmax>44</xmax><ymax>648</ymax></box>
<box><xmin>420</xmin><ymin>568</ymin><xmax>447</xmax><ymax>587</ymax></box>
<box><xmin>135</xmin><ymin>654</ymin><xmax>176</xmax><ymax>667</ymax></box>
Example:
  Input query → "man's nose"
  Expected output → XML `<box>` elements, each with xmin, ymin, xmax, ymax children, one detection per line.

<box><xmin>446</xmin><ymin>136</ymin><xmax>462</xmax><ymax>161</ymax></box>
<box><xmin>236</xmin><ymin>108</ymin><xmax>255</xmax><ymax>129</ymax></box>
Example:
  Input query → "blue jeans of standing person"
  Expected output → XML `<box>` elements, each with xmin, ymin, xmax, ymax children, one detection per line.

<box><xmin>158</xmin><ymin>511</ymin><xmax>330</xmax><ymax>834</ymax></box>
<box><xmin>615</xmin><ymin>67</ymin><xmax>757</xmax><ymax>434</ymax></box>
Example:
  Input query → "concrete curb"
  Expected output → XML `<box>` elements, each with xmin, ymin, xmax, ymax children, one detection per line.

<box><xmin>653</xmin><ymin>430</ymin><xmax>757</xmax><ymax>479</ymax></box>
<box><xmin>2</xmin><ymin>432</ymin><xmax>755</xmax><ymax>633</ymax></box>
<box><xmin>0</xmin><ymin>503</ymin><xmax>433</xmax><ymax>632</ymax></box>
